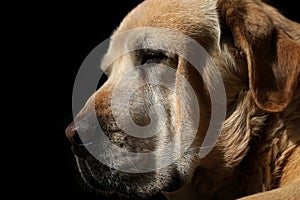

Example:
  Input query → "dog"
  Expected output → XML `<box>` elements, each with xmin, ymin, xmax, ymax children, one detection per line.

<box><xmin>65</xmin><ymin>0</ymin><xmax>300</xmax><ymax>199</ymax></box>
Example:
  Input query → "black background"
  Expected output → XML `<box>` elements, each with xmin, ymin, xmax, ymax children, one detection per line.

<box><xmin>47</xmin><ymin>1</ymin><xmax>299</xmax><ymax>199</ymax></box>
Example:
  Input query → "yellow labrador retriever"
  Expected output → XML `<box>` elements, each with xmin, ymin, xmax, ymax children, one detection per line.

<box><xmin>65</xmin><ymin>0</ymin><xmax>300</xmax><ymax>199</ymax></box>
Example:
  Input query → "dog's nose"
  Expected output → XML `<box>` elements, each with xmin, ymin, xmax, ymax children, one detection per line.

<box><xmin>65</xmin><ymin>116</ymin><xmax>101</xmax><ymax>145</ymax></box>
<box><xmin>65</xmin><ymin>122</ymin><xmax>82</xmax><ymax>145</ymax></box>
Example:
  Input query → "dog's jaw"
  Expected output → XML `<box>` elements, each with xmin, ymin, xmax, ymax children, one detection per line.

<box><xmin>72</xmin><ymin>145</ymin><xmax>184</xmax><ymax>199</ymax></box>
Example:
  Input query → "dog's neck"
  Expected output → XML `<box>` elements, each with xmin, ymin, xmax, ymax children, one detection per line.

<box><xmin>165</xmin><ymin>89</ymin><xmax>299</xmax><ymax>200</ymax></box>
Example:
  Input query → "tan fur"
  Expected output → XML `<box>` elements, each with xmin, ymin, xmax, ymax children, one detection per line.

<box><xmin>66</xmin><ymin>0</ymin><xmax>300</xmax><ymax>199</ymax></box>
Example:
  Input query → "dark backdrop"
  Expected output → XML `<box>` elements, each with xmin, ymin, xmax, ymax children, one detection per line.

<box><xmin>47</xmin><ymin>1</ymin><xmax>299</xmax><ymax>199</ymax></box>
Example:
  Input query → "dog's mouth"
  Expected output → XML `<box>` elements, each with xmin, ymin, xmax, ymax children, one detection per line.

<box><xmin>71</xmin><ymin>143</ymin><xmax>180</xmax><ymax>200</ymax></box>
<box><xmin>72</xmin><ymin>145</ymin><xmax>132</xmax><ymax>200</ymax></box>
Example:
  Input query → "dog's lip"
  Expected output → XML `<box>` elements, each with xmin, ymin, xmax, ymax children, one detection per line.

<box><xmin>73</xmin><ymin>153</ymin><xmax>143</xmax><ymax>200</ymax></box>
<box><xmin>72</xmin><ymin>144</ymin><xmax>171</xmax><ymax>200</ymax></box>
<box><xmin>70</xmin><ymin>128</ymin><xmax>125</xmax><ymax>158</ymax></box>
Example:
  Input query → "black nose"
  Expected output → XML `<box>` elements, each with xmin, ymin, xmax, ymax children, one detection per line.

<box><xmin>65</xmin><ymin>122</ymin><xmax>82</xmax><ymax>145</ymax></box>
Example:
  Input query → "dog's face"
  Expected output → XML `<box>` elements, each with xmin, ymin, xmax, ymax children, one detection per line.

<box><xmin>66</xmin><ymin>0</ymin><xmax>300</xmax><ymax>199</ymax></box>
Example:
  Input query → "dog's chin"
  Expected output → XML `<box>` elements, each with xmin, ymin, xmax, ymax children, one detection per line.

<box><xmin>71</xmin><ymin>145</ymin><xmax>182</xmax><ymax>200</ymax></box>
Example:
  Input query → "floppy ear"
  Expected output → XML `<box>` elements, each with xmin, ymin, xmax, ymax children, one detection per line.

<box><xmin>218</xmin><ymin>0</ymin><xmax>300</xmax><ymax>112</ymax></box>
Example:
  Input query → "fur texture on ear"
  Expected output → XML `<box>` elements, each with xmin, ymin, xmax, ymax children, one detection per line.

<box><xmin>218</xmin><ymin>0</ymin><xmax>300</xmax><ymax>113</ymax></box>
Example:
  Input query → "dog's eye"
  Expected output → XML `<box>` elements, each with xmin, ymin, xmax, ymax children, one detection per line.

<box><xmin>141</xmin><ymin>51</ymin><xmax>168</xmax><ymax>65</ymax></box>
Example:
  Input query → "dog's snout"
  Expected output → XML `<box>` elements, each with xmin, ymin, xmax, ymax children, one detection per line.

<box><xmin>66</xmin><ymin>113</ymin><xmax>101</xmax><ymax>145</ymax></box>
<box><xmin>65</xmin><ymin>122</ymin><xmax>82</xmax><ymax>145</ymax></box>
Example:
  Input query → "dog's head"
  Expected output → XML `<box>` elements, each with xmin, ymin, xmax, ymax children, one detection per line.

<box><xmin>65</xmin><ymin>0</ymin><xmax>300</xmax><ymax>199</ymax></box>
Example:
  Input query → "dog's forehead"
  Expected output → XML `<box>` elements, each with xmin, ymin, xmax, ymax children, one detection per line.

<box><xmin>116</xmin><ymin>0</ymin><xmax>219</xmax><ymax>37</ymax></box>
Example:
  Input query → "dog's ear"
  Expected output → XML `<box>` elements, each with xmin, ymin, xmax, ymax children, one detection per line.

<box><xmin>218</xmin><ymin>0</ymin><xmax>300</xmax><ymax>112</ymax></box>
